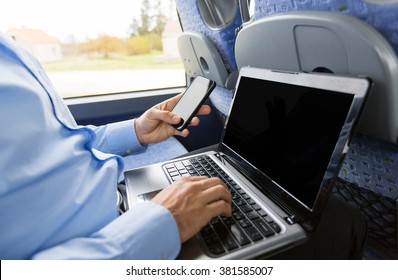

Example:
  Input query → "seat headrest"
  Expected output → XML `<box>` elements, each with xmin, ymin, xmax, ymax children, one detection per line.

<box><xmin>177</xmin><ymin>32</ymin><xmax>229</xmax><ymax>87</ymax></box>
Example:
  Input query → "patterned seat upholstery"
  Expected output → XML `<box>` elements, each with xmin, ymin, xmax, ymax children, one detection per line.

<box><xmin>122</xmin><ymin>137</ymin><xmax>187</xmax><ymax>171</ymax></box>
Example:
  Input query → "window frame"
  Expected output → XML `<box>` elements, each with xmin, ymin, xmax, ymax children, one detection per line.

<box><xmin>66</xmin><ymin>86</ymin><xmax>187</xmax><ymax>125</ymax></box>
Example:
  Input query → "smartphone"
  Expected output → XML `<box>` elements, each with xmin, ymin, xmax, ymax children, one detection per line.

<box><xmin>171</xmin><ymin>75</ymin><xmax>216</xmax><ymax>131</ymax></box>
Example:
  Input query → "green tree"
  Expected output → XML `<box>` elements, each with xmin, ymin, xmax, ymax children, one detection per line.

<box><xmin>129</xmin><ymin>18</ymin><xmax>140</xmax><ymax>37</ymax></box>
<box><xmin>152</xmin><ymin>0</ymin><xmax>166</xmax><ymax>35</ymax></box>
<box><xmin>131</xmin><ymin>0</ymin><xmax>169</xmax><ymax>37</ymax></box>
<box><xmin>138</xmin><ymin>0</ymin><xmax>151</xmax><ymax>35</ymax></box>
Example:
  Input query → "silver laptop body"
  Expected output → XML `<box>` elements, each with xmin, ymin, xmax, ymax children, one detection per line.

<box><xmin>124</xmin><ymin>66</ymin><xmax>371</xmax><ymax>259</ymax></box>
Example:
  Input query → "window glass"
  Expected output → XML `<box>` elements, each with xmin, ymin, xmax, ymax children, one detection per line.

<box><xmin>0</xmin><ymin>0</ymin><xmax>185</xmax><ymax>98</ymax></box>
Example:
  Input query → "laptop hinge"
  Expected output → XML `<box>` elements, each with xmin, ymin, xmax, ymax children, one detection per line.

<box><xmin>284</xmin><ymin>214</ymin><xmax>300</xmax><ymax>225</ymax></box>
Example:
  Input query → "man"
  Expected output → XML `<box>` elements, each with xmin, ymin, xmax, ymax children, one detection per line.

<box><xmin>0</xmin><ymin>32</ymin><xmax>232</xmax><ymax>259</ymax></box>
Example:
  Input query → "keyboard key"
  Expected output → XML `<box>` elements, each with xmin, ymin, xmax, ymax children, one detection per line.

<box><xmin>209</xmin><ymin>244</ymin><xmax>225</xmax><ymax>255</ymax></box>
<box><xmin>203</xmin><ymin>234</ymin><xmax>219</xmax><ymax>247</ymax></box>
<box><xmin>209</xmin><ymin>170</ymin><xmax>217</xmax><ymax>176</ymax></box>
<box><xmin>174</xmin><ymin>162</ymin><xmax>185</xmax><ymax>170</ymax></box>
<box><xmin>257</xmin><ymin>209</ymin><xmax>267</xmax><ymax>216</ymax></box>
<box><xmin>180</xmin><ymin>170</ymin><xmax>189</xmax><ymax>175</ymax></box>
<box><xmin>269</xmin><ymin>222</ymin><xmax>282</xmax><ymax>233</ymax></box>
<box><xmin>231</xmin><ymin>204</ymin><xmax>240</xmax><ymax>213</ymax></box>
<box><xmin>264</xmin><ymin>215</ymin><xmax>274</xmax><ymax>223</ymax></box>
<box><xmin>238</xmin><ymin>218</ymin><xmax>252</xmax><ymax>228</ymax></box>
<box><xmin>171</xmin><ymin>175</ymin><xmax>181</xmax><ymax>181</ymax></box>
<box><xmin>210</xmin><ymin>217</ymin><xmax>221</xmax><ymax>225</ymax></box>
<box><xmin>237</xmin><ymin>189</ymin><xmax>246</xmax><ymax>195</ymax></box>
<box><xmin>188</xmin><ymin>169</ymin><xmax>199</xmax><ymax>176</ymax></box>
<box><xmin>222</xmin><ymin>216</ymin><xmax>236</xmax><ymax>225</ymax></box>
<box><xmin>185</xmin><ymin>165</ymin><xmax>194</xmax><ymax>171</ymax></box>
<box><xmin>246</xmin><ymin>198</ymin><xmax>255</xmax><ymax>204</ymax></box>
<box><xmin>246</xmin><ymin>211</ymin><xmax>260</xmax><ymax>220</ymax></box>
<box><xmin>164</xmin><ymin>163</ymin><xmax>175</xmax><ymax>170</ymax></box>
<box><xmin>233</xmin><ymin>211</ymin><xmax>245</xmax><ymax>220</ymax></box>
<box><xmin>253</xmin><ymin>219</ymin><xmax>275</xmax><ymax>237</ymax></box>
<box><xmin>213</xmin><ymin>223</ymin><xmax>239</xmax><ymax>251</ymax></box>
<box><xmin>169</xmin><ymin>171</ymin><xmax>179</xmax><ymax>177</ymax></box>
<box><xmin>230</xmin><ymin>224</ymin><xmax>251</xmax><ymax>246</ymax></box>
<box><xmin>240</xmin><ymin>204</ymin><xmax>252</xmax><ymax>213</ymax></box>
<box><xmin>234</xmin><ymin>198</ymin><xmax>245</xmax><ymax>206</ymax></box>
<box><xmin>200</xmin><ymin>225</ymin><xmax>214</xmax><ymax>238</ymax></box>
<box><xmin>252</xmin><ymin>203</ymin><xmax>262</xmax><ymax>211</ymax></box>
<box><xmin>245</xmin><ymin>226</ymin><xmax>263</xmax><ymax>241</ymax></box>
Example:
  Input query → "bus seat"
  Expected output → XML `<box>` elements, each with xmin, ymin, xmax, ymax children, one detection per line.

<box><xmin>175</xmin><ymin>0</ymin><xmax>242</xmax><ymax>118</ymax></box>
<box><xmin>178</xmin><ymin>32</ymin><xmax>228</xmax><ymax>87</ymax></box>
<box><xmin>234</xmin><ymin>9</ymin><xmax>398</xmax><ymax>258</ymax></box>
<box><xmin>177</xmin><ymin>31</ymin><xmax>236</xmax><ymax>117</ymax></box>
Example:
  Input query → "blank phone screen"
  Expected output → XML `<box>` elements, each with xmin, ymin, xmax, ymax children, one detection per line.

<box><xmin>172</xmin><ymin>76</ymin><xmax>214</xmax><ymax>129</ymax></box>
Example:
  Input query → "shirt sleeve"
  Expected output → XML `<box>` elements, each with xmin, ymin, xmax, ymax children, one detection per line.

<box><xmin>31</xmin><ymin>202</ymin><xmax>181</xmax><ymax>260</ymax></box>
<box><xmin>87</xmin><ymin>119</ymin><xmax>147</xmax><ymax>156</ymax></box>
<box><xmin>0</xmin><ymin>35</ymin><xmax>180</xmax><ymax>260</ymax></box>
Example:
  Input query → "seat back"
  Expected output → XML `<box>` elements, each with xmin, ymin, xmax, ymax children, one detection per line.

<box><xmin>175</xmin><ymin>0</ymin><xmax>243</xmax><ymax>117</ymax></box>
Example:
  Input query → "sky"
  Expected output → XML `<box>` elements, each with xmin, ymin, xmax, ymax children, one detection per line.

<box><xmin>0</xmin><ymin>0</ymin><xmax>149</xmax><ymax>43</ymax></box>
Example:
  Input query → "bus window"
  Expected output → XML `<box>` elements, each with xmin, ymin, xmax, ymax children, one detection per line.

<box><xmin>0</xmin><ymin>0</ymin><xmax>186</xmax><ymax>99</ymax></box>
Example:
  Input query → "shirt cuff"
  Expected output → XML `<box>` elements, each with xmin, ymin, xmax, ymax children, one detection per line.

<box><xmin>99</xmin><ymin>201</ymin><xmax>181</xmax><ymax>259</ymax></box>
<box><xmin>106</xmin><ymin>119</ymin><xmax>147</xmax><ymax>155</ymax></box>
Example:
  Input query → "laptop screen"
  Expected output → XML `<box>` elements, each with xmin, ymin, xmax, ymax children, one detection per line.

<box><xmin>220</xmin><ymin>67</ymin><xmax>370</xmax><ymax>229</ymax></box>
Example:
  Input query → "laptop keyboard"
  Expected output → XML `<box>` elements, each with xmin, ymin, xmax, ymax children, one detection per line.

<box><xmin>163</xmin><ymin>155</ymin><xmax>281</xmax><ymax>257</ymax></box>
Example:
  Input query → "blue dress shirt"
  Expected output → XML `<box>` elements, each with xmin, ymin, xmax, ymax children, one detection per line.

<box><xmin>0</xmin><ymin>32</ymin><xmax>181</xmax><ymax>259</ymax></box>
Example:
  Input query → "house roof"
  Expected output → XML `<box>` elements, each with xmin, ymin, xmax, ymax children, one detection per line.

<box><xmin>7</xmin><ymin>27</ymin><xmax>60</xmax><ymax>44</ymax></box>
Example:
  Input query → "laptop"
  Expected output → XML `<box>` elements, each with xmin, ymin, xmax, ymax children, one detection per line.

<box><xmin>123</xmin><ymin>66</ymin><xmax>372</xmax><ymax>259</ymax></box>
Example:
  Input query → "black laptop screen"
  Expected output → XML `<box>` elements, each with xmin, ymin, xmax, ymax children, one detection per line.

<box><xmin>222</xmin><ymin>76</ymin><xmax>354</xmax><ymax>209</ymax></box>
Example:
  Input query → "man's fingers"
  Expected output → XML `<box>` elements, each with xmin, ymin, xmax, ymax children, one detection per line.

<box><xmin>152</xmin><ymin>109</ymin><xmax>180</xmax><ymax>125</ymax></box>
<box><xmin>198</xmin><ymin>178</ymin><xmax>232</xmax><ymax>217</ymax></box>
<box><xmin>176</xmin><ymin>176</ymin><xmax>225</xmax><ymax>189</ymax></box>
<box><xmin>197</xmin><ymin>104</ymin><xmax>211</xmax><ymax>115</ymax></box>
<box><xmin>175</xmin><ymin>176</ymin><xmax>232</xmax><ymax>211</ymax></box>
<box><xmin>202</xmin><ymin>183</ymin><xmax>232</xmax><ymax>204</ymax></box>
<box><xmin>198</xmin><ymin>177</ymin><xmax>227</xmax><ymax>190</ymax></box>
<box><xmin>206</xmin><ymin>199</ymin><xmax>232</xmax><ymax>218</ymax></box>
<box><xmin>176</xmin><ymin>176</ymin><xmax>208</xmax><ymax>183</ymax></box>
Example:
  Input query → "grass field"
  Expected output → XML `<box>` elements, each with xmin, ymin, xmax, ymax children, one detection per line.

<box><xmin>42</xmin><ymin>52</ymin><xmax>183</xmax><ymax>72</ymax></box>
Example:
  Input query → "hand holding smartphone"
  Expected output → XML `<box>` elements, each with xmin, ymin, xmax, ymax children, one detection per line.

<box><xmin>171</xmin><ymin>75</ymin><xmax>216</xmax><ymax>131</ymax></box>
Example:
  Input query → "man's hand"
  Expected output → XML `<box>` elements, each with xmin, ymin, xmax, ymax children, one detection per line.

<box><xmin>152</xmin><ymin>176</ymin><xmax>232</xmax><ymax>243</ymax></box>
<box><xmin>134</xmin><ymin>93</ymin><xmax>211</xmax><ymax>145</ymax></box>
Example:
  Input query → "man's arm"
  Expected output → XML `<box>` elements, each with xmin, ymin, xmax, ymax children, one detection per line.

<box><xmin>86</xmin><ymin>119</ymin><xmax>148</xmax><ymax>156</ymax></box>
<box><xmin>32</xmin><ymin>202</ymin><xmax>181</xmax><ymax>260</ymax></box>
